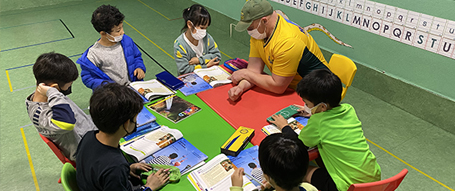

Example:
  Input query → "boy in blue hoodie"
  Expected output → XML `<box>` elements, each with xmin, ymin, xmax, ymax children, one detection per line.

<box><xmin>77</xmin><ymin>5</ymin><xmax>146</xmax><ymax>90</ymax></box>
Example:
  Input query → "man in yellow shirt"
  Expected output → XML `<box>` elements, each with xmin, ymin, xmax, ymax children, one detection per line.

<box><xmin>229</xmin><ymin>0</ymin><xmax>329</xmax><ymax>101</ymax></box>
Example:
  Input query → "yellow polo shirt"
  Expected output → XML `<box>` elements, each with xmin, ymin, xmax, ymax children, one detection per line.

<box><xmin>249</xmin><ymin>14</ymin><xmax>329</xmax><ymax>89</ymax></box>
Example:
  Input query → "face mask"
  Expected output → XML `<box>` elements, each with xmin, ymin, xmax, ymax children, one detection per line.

<box><xmin>303</xmin><ymin>103</ymin><xmax>326</xmax><ymax>115</ymax></box>
<box><xmin>106</xmin><ymin>33</ymin><xmax>123</xmax><ymax>43</ymax></box>
<box><xmin>248</xmin><ymin>20</ymin><xmax>267</xmax><ymax>40</ymax></box>
<box><xmin>124</xmin><ymin>119</ymin><xmax>138</xmax><ymax>136</ymax></box>
<box><xmin>60</xmin><ymin>85</ymin><xmax>72</xmax><ymax>96</ymax></box>
<box><xmin>191</xmin><ymin>22</ymin><xmax>207</xmax><ymax>40</ymax></box>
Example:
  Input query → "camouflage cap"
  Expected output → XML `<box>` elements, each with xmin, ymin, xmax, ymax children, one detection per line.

<box><xmin>235</xmin><ymin>0</ymin><xmax>273</xmax><ymax>32</ymax></box>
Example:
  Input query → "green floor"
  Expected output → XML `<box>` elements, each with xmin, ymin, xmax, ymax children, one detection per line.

<box><xmin>0</xmin><ymin>0</ymin><xmax>454</xmax><ymax>190</ymax></box>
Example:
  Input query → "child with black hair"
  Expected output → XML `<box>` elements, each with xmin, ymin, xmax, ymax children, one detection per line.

<box><xmin>231</xmin><ymin>133</ymin><xmax>318</xmax><ymax>191</ymax></box>
<box><xmin>78</xmin><ymin>4</ymin><xmax>146</xmax><ymax>90</ymax></box>
<box><xmin>270</xmin><ymin>69</ymin><xmax>381</xmax><ymax>191</ymax></box>
<box><xmin>76</xmin><ymin>83</ymin><xmax>169</xmax><ymax>191</ymax></box>
<box><xmin>174</xmin><ymin>4</ymin><xmax>221</xmax><ymax>75</ymax></box>
<box><xmin>25</xmin><ymin>52</ymin><xmax>97</xmax><ymax>161</ymax></box>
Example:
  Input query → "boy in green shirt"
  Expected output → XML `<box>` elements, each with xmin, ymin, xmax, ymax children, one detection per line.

<box><xmin>270</xmin><ymin>69</ymin><xmax>381</xmax><ymax>191</ymax></box>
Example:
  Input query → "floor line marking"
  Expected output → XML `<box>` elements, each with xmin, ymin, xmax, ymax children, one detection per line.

<box><xmin>21</xmin><ymin>128</ymin><xmax>40</xmax><ymax>191</ymax></box>
<box><xmin>136</xmin><ymin>1</ymin><xmax>235</xmax><ymax>61</ymax></box>
<box><xmin>366</xmin><ymin>138</ymin><xmax>454</xmax><ymax>191</ymax></box>
<box><xmin>0</xmin><ymin>37</ymin><xmax>72</xmax><ymax>52</ymax></box>
<box><xmin>6</xmin><ymin>70</ymin><xmax>13</xmax><ymax>92</ymax></box>
<box><xmin>20</xmin><ymin>124</ymin><xmax>33</xmax><ymax>128</ymax></box>
<box><xmin>124</xmin><ymin>20</ymin><xmax>174</xmax><ymax>59</ymax></box>
<box><xmin>0</xmin><ymin>19</ymin><xmax>59</xmax><ymax>30</ymax></box>
<box><xmin>220</xmin><ymin>51</ymin><xmax>233</xmax><ymax>59</ymax></box>
<box><xmin>137</xmin><ymin>0</ymin><xmax>170</xmax><ymax>20</ymax></box>
<box><xmin>13</xmin><ymin>85</ymin><xmax>35</xmax><ymax>92</ymax></box>
<box><xmin>6</xmin><ymin>53</ymin><xmax>82</xmax><ymax>71</ymax></box>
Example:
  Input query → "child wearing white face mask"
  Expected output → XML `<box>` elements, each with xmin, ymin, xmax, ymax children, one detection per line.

<box><xmin>269</xmin><ymin>69</ymin><xmax>381</xmax><ymax>191</ymax></box>
<box><xmin>77</xmin><ymin>5</ymin><xmax>146</xmax><ymax>90</ymax></box>
<box><xmin>173</xmin><ymin>4</ymin><xmax>222</xmax><ymax>75</ymax></box>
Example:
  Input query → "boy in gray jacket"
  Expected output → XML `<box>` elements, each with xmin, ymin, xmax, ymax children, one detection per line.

<box><xmin>25</xmin><ymin>52</ymin><xmax>97</xmax><ymax>161</ymax></box>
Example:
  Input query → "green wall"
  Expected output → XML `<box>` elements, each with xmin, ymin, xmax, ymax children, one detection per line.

<box><xmin>194</xmin><ymin>0</ymin><xmax>455</xmax><ymax>102</ymax></box>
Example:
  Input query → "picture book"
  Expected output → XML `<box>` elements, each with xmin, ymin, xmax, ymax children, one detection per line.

<box><xmin>188</xmin><ymin>154</ymin><xmax>257</xmax><ymax>191</ymax></box>
<box><xmin>227</xmin><ymin>146</ymin><xmax>263</xmax><ymax>188</ymax></box>
<box><xmin>194</xmin><ymin>66</ymin><xmax>232</xmax><ymax>88</ymax></box>
<box><xmin>120</xmin><ymin>126</ymin><xmax>205</xmax><ymax>163</ymax></box>
<box><xmin>123</xmin><ymin>121</ymin><xmax>161</xmax><ymax>142</ymax></box>
<box><xmin>266</xmin><ymin>105</ymin><xmax>300</xmax><ymax>122</ymax></box>
<box><xmin>130</xmin><ymin>79</ymin><xmax>175</xmax><ymax>101</ymax></box>
<box><xmin>178</xmin><ymin>73</ymin><xmax>212</xmax><ymax>96</ymax></box>
<box><xmin>147</xmin><ymin>95</ymin><xmax>201</xmax><ymax>123</ymax></box>
<box><xmin>137</xmin><ymin>106</ymin><xmax>156</xmax><ymax>127</ymax></box>
<box><xmin>262</xmin><ymin>116</ymin><xmax>309</xmax><ymax>136</ymax></box>
<box><xmin>142</xmin><ymin>138</ymin><xmax>208</xmax><ymax>175</ymax></box>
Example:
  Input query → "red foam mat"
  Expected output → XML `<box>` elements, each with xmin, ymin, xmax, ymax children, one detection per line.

<box><xmin>197</xmin><ymin>84</ymin><xmax>319</xmax><ymax>160</ymax></box>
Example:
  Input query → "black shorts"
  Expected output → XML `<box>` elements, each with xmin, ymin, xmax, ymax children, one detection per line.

<box><xmin>311</xmin><ymin>168</ymin><xmax>338</xmax><ymax>191</ymax></box>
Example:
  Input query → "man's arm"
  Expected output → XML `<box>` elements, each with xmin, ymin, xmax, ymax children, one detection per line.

<box><xmin>228</xmin><ymin>57</ymin><xmax>263</xmax><ymax>101</ymax></box>
<box><xmin>236</xmin><ymin>70</ymin><xmax>294</xmax><ymax>94</ymax></box>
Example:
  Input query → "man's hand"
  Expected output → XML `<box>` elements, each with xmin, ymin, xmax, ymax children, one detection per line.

<box><xmin>145</xmin><ymin>169</ymin><xmax>170</xmax><ymax>190</ymax></box>
<box><xmin>231</xmin><ymin>167</ymin><xmax>244</xmax><ymax>187</ymax></box>
<box><xmin>228</xmin><ymin>86</ymin><xmax>244</xmax><ymax>102</ymax></box>
<box><xmin>206</xmin><ymin>57</ymin><xmax>220</xmax><ymax>68</ymax></box>
<box><xmin>134</xmin><ymin>68</ymin><xmax>145</xmax><ymax>80</ymax></box>
<box><xmin>129</xmin><ymin>163</ymin><xmax>152</xmax><ymax>179</ymax></box>
<box><xmin>269</xmin><ymin>114</ymin><xmax>288</xmax><ymax>130</ymax></box>
<box><xmin>229</xmin><ymin>69</ymin><xmax>249</xmax><ymax>85</ymax></box>
<box><xmin>189</xmin><ymin>57</ymin><xmax>199</xmax><ymax>65</ymax></box>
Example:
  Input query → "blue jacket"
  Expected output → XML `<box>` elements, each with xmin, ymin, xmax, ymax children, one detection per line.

<box><xmin>77</xmin><ymin>34</ymin><xmax>146</xmax><ymax>90</ymax></box>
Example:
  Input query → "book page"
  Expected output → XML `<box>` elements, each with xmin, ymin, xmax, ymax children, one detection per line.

<box><xmin>120</xmin><ymin>126</ymin><xmax>183</xmax><ymax>161</ymax></box>
<box><xmin>194</xmin><ymin>67</ymin><xmax>231</xmax><ymax>87</ymax></box>
<box><xmin>130</xmin><ymin>79</ymin><xmax>174</xmax><ymax>100</ymax></box>
<box><xmin>190</xmin><ymin>154</ymin><xmax>256</xmax><ymax>191</ymax></box>
<box><xmin>262</xmin><ymin>117</ymin><xmax>306</xmax><ymax>135</ymax></box>
<box><xmin>148</xmin><ymin>95</ymin><xmax>201</xmax><ymax>123</ymax></box>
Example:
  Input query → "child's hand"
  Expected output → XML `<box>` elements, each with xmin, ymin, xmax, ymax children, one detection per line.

<box><xmin>189</xmin><ymin>57</ymin><xmax>199</xmax><ymax>65</ymax></box>
<box><xmin>36</xmin><ymin>83</ymin><xmax>52</xmax><ymax>96</ymax></box>
<box><xmin>134</xmin><ymin>68</ymin><xmax>145</xmax><ymax>80</ymax></box>
<box><xmin>207</xmin><ymin>57</ymin><xmax>220</xmax><ymax>68</ymax></box>
<box><xmin>129</xmin><ymin>163</ymin><xmax>152</xmax><ymax>179</ymax></box>
<box><xmin>294</xmin><ymin>104</ymin><xmax>311</xmax><ymax>117</ymax></box>
<box><xmin>231</xmin><ymin>167</ymin><xmax>244</xmax><ymax>187</ymax></box>
<box><xmin>269</xmin><ymin>114</ymin><xmax>288</xmax><ymax>130</ymax></box>
<box><xmin>145</xmin><ymin>169</ymin><xmax>170</xmax><ymax>190</ymax></box>
<box><xmin>261</xmin><ymin>179</ymin><xmax>273</xmax><ymax>190</ymax></box>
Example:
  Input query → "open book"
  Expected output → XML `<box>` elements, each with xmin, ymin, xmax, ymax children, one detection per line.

<box><xmin>227</xmin><ymin>146</ymin><xmax>263</xmax><ymax>188</ymax></box>
<box><xmin>120</xmin><ymin>126</ymin><xmax>207</xmax><ymax>172</ymax></box>
<box><xmin>194</xmin><ymin>66</ymin><xmax>232</xmax><ymax>88</ymax></box>
<box><xmin>262</xmin><ymin>116</ymin><xmax>308</xmax><ymax>136</ymax></box>
<box><xmin>130</xmin><ymin>79</ymin><xmax>175</xmax><ymax>101</ymax></box>
<box><xmin>178</xmin><ymin>73</ymin><xmax>213</xmax><ymax>96</ymax></box>
<box><xmin>147</xmin><ymin>95</ymin><xmax>201</xmax><ymax>123</ymax></box>
<box><xmin>188</xmin><ymin>154</ymin><xmax>257</xmax><ymax>191</ymax></box>
<box><xmin>142</xmin><ymin>138</ymin><xmax>208</xmax><ymax>174</ymax></box>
